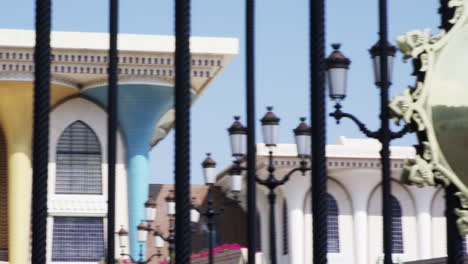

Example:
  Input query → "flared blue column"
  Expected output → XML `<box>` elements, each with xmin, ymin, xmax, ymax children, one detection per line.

<box><xmin>82</xmin><ymin>84</ymin><xmax>173</xmax><ymax>258</ymax></box>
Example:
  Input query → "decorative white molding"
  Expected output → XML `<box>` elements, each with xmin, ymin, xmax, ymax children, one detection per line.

<box><xmin>0</xmin><ymin>46</ymin><xmax>228</xmax><ymax>90</ymax></box>
<box><xmin>48</xmin><ymin>196</ymin><xmax>107</xmax><ymax>217</ymax></box>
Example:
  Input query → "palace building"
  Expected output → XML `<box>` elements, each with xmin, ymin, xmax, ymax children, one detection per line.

<box><xmin>0</xmin><ymin>29</ymin><xmax>237</xmax><ymax>264</ymax></box>
<box><xmin>215</xmin><ymin>137</ymin><xmax>458</xmax><ymax>264</ymax></box>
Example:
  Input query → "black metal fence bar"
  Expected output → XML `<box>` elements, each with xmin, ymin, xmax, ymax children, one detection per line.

<box><xmin>31</xmin><ymin>0</ymin><xmax>52</xmax><ymax>263</ymax></box>
<box><xmin>245</xmin><ymin>0</ymin><xmax>257</xmax><ymax>263</ymax></box>
<box><xmin>377</xmin><ymin>0</ymin><xmax>393</xmax><ymax>263</ymax></box>
<box><xmin>446</xmin><ymin>185</ymin><xmax>464</xmax><ymax>264</ymax></box>
<box><xmin>106</xmin><ymin>0</ymin><xmax>119</xmax><ymax>263</ymax></box>
<box><xmin>309</xmin><ymin>0</ymin><xmax>328</xmax><ymax>263</ymax></box>
<box><xmin>174</xmin><ymin>0</ymin><xmax>192</xmax><ymax>262</ymax></box>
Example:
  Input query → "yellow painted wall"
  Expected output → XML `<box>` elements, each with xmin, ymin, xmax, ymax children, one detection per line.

<box><xmin>0</xmin><ymin>81</ymin><xmax>76</xmax><ymax>264</ymax></box>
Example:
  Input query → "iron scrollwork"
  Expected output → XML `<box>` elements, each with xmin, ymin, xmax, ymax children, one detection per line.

<box><xmin>390</xmin><ymin>0</ymin><xmax>468</xmax><ymax>234</ymax></box>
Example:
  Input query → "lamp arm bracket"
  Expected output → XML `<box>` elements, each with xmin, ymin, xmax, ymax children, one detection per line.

<box><xmin>255</xmin><ymin>176</ymin><xmax>268</xmax><ymax>185</ymax></box>
<box><xmin>144</xmin><ymin>253</ymin><xmax>160</xmax><ymax>263</ymax></box>
<box><xmin>390</xmin><ymin>124</ymin><xmax>411</xmax><ymax>139</ymax></box>
<box><xmin>156</xmin><ymin>232</ymin><xmax>170</xmax><ymax>242</ymax></box>
<box><xmin>231</xmin><ymin>160</ymin><xmax>247</xmax><ymax>171</ymax></box>
<box><xmin>277</xmin><ymin>167</ymin><xmax>301</xmax><ymax>184</ymax></box>
<box><xmin>120</xmin><ymin>253</ymin><xmax>137</xmax><ymax>263</ymax></box>
<box><xmin>192</xmin><ymin>205</ymin><xmax>203</xmax><ymax>213</ymax></box>
<box><xmin>330</xmin><ymin>111</ymin><xmax>379</xmax><ymax>139</ymax></box>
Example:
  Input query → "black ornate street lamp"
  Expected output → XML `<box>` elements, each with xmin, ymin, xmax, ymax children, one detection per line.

<box><xmin>326</xmin><ymin>39</ymin><xmax>410</xmax><ymax>264</ymax></box>
<box><xmin>154</xmin><ymin>219</ymin><xmax>176</xmax><ymax>264</ymax></box>
<box><xmin>189</xmin><ymin>153</ymin><xmax>242</xmax><ymax>264</ymax></box>
<box><xmin>227</xmin><ymin>107</ymin><xmax>312</xmax><ymax>264</ymax></box>
<box><xmin>153</xmin><ymin>191</ymin><xmax>177</xmax><ymax>264</ymax></box>
<box><xmin>118</xmin><ymin>197</ymin><xmax>166</xmax><ymax>264</ymax></box>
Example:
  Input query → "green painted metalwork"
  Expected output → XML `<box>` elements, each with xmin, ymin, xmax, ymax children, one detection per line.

<box><xmin>389</xmin><ymin>0</ymin><xmax>468</xmax><ymax>234</ymax></box>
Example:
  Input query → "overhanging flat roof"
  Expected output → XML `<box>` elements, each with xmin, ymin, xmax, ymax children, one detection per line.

<box><xmin>0</xmin><ymin>29</ymin><xmax>238</xmax><ymax>55</ymax></box>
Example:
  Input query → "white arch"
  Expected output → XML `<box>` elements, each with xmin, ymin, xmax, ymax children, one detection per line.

<box><xmin>49</xmin><ymin>97</ymin><xmax>126</xmax><ymax>164</ymax></box>
<box><xmin>367</xmin><ymin>181</ymin><xmax>418</xmax><ymax>263</ymax></box>
<box><xmin>303</xmin><ymin>178</ymin><xmax>354</xmax><ymax>264</ymax></box>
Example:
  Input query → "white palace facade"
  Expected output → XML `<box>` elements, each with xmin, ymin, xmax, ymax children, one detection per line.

<box><xmin>216</xmin><ymin>137</ymin><xmax>454</xmax><ymax>264</ymax></box>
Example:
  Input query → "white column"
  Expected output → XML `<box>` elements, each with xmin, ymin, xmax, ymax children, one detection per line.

<box><xmin>289</xmin><ymin>205</ymin><xmax>304</xmax><ymax>264</ymax></box>
<box><xmin>411</xmin><ymin>186</ymin><xmax>435</xmax><ymax>259</ymax></box>
<box><xmin>417</xmin><ymin>210</ymin><xmax>432</xmax><ymax>259</ymax></box>
<box><xmin>332</xmin><ymin>169</ymin><xmax>380</xmax><ymax>264</ymax></box>
<box><xmin>282</xmin><ymin>177</ymin><xmax>307</xmax><ymax>264</ymax></box>
<box><xmin>353</xmin><ymin>197</ymin><xmax>368</xmax><ymax>264</ymax></box>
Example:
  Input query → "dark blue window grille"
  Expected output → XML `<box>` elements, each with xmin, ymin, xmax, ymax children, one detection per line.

<box><xmin>56</xmin><ymin>121</ymin><xmax>102</xmax><ymax>194</ymax></box>
<box><xmin>327</xmin><ymin>193</ymin><xmax>340</xmax><ymax>253</ymax></box>
<box><xmin>463</xmin><ymin>236</ymin><xmax>467</xmax><ymax>253</ymax></box>
<box><xmin>52</xmin><ymin>217</ymin><xmax>105</xmax><ymax>262</ymax></box>
<box><xmin>282</xmin><ymin>200</ymin><xmax>288</xmax><ymax>255</ymax></box>
<box><xmin>391</xmin><ymin>195</ymin><xmax>404</xmax><ymax>253</ymax></box>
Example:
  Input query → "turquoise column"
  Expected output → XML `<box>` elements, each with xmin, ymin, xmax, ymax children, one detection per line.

<box><xmin>82</xmin><ymin>84</ymin><xmax>173</xmax><ymax>258</ymax></box>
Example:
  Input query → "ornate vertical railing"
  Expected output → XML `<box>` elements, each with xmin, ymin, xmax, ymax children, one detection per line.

<box><xmin>174</xmin><ymin>0</ymin><xmax>192</xmax><ymax>262</ymax></box>
<box><xmin>245</xmin><ymin>0</ymin><xmax>257</xmax><ymax>263</ymax></box>
<box><xmin>31</xmin><ymin>0</ymin><xmax>52</xmax><ymax>263</ymax></box>
<box><xmin>107</xmin><ymin>0</ymin><xmax>119</xmax><ymax>263</ymax></box>
<box><xmin>377</xmin><ymin>0</ymin><xmax>394</xmax><ymax>263</ymax></box>
<box><xmin>309</xmin><ymin>0</ymin><xmax>328</xmax><ymax>263</ymax></box>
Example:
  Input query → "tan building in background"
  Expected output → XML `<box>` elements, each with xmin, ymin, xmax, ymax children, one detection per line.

<box><xmin>146</xmin><ymin>184</ymin><xmax>247</xmax><ymax>262</ymax></box>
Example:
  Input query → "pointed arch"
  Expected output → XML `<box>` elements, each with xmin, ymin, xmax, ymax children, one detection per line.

<box><xmin>303</xmin><ymin>178</ymin><xmax>354</xmax><ymax>263</ymax></box>
<box><xmin>367</xmin><ymin>180</ymin><xmax>418</xmax><ymax>262</ymax></box>
<box><xmin>55</xmin><ymin>121</ymin><xmax>102</xmax><ymax>194</ymax></box>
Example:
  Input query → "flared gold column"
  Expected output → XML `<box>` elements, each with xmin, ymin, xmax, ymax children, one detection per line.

<box><xmin>0</xmin><ymin>81</ymin><xmax>76</xmax><ymax>264</ymax></box>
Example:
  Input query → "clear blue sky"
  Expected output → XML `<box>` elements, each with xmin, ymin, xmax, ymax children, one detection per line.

<box><xmin>0</xmin><ymin>0</ymin><xmax>440</xmax><ymax>184</ymax></box>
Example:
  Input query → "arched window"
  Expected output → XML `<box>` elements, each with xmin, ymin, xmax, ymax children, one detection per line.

<box><xmin>282</xmin><ymin>200</ymin><xmax>288</xmax><ymax>255</ymax></box>
<box><xmin>56</xmin><ymin>121</ymin><xmax>102</xmax><ymax>194</ymax></box>
<box><xmin>391</xmin><ymin>195</ymin><xmax>404</xmax><ymax>253</ymax></box>
<box><xmin>327</xmin><ymin>193</ymin><xmax>340</xmax><ymax>253</ymax></box>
